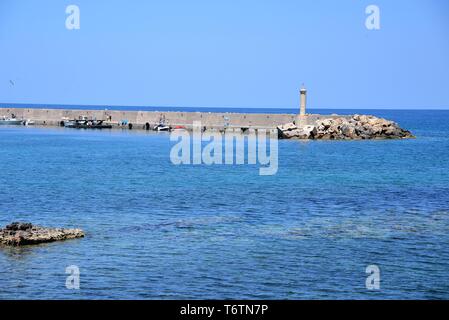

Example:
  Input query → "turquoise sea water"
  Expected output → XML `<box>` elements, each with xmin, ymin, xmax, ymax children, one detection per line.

<box><xmin>0</xmin><ymin>108</ymin><xmax>448</xmax><ymax>299</ymax></box>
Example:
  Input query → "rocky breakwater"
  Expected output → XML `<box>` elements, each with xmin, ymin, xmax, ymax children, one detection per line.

<box><xmin>277</xmin><ymin>114</ymin><xmax>414</xmax><ymax>140</ymax></box>
<box><xmin>0</xmin><ymin>222</ymin><xmax>84</xmax><ymax>246</ymax></box>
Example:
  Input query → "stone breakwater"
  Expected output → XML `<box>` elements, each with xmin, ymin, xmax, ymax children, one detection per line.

<box><xmin>0</xmin><ymin>107</ymin><xmax>413</xmax><ymax>139</ymax></box>
<box><xmin>0</xmin><ymin>222</ymin><xmax>84</xmax><ymax>246</ymax></box>
<box><xmin>277</xmin><ymin>114</ymin><xmax>414</xmax><ymax>140</ymax></box>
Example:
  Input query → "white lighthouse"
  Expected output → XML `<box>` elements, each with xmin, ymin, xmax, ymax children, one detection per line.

<box><xmin>296</xmin><ymin>84</ymin><xmax>308</xmax><ymax>127</ymax></box>
<box><xmin>299</xmin><ymin>84</ymin><xmax>307</xmax><ymax>116</ymax></box>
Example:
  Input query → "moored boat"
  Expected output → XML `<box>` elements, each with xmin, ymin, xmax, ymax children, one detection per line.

<box><xmin>154</xmin><ymin>124</ymin><xmax>171</xmax><ymax>131</ymax></box>
<box><xmin>0</xmin><ymin>116</ymin><xmax>24</xmax><ymax>125</ymax></box>
<box><xmin>63</xmin><ymin>118</ymin><xmax>112</xmax><ymax>129</ymax></box>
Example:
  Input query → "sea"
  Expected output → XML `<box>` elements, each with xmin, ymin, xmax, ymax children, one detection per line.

<box><xmin>0</xmin><ymin>105</ymin><xmax>448</xmax><ymax>299</ymax></box>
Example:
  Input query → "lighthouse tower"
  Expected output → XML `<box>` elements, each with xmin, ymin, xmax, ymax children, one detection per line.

<box><xmin>296</xmin><ymin>84</ymin><xmax>307</xmax><ymax>127</ymax></box>
<box><xmin>299</xmin><ymin>84</ymin><xmax>307</xmax><ymax>116</ymax></box>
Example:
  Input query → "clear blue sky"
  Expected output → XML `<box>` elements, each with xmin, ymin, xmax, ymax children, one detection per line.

<box><xmin>0</xmin><ymin>0</ymin><xmax>448</xmax><ymax>109</ymax></box>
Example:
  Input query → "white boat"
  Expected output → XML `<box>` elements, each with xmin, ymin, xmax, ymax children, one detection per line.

<box><xmin>154</xmin><ymin>124</ymin><xmax>171</xmax><ymax>131</ymax></box>
<box><xmin>154</xmin><ymin>115</ymin><xmax>170</xmax><ymax>131</ymax></box>
<box><xmin>0</xmin><ymin>116</ymin><xmax>24</xmax><ymax>125</ymax></box>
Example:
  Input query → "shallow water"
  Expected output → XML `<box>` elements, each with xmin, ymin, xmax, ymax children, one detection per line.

<box><xmin>1</xmin><ymin>109</ymin><xmax>449</xmax><ymax>299</ymax></box>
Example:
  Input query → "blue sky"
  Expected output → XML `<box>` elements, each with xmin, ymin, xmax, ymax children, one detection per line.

<box><xmin>0</xmin><ymin>0</ymin><xmax>448</xmax><ymax>109</ymax></box>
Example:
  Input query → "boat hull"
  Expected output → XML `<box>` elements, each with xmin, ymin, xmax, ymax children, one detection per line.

<box><xmin>68</xmin><ymin>124</ymin><xmax>113</xmax><ymax>129</ymax></box>
<box><xmin>0</xmin><ymin>120</ymin><xmax>24</xmax><ymax>125</ymax></box>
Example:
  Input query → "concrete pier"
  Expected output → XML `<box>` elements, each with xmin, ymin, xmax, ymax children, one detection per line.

<box><xmin>0</xmin><ymin>107</ymin><xmax>347</xmax><ymax>131</ymax></box>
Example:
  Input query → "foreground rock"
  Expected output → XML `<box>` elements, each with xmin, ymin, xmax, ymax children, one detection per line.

<box><xmin>278</xmin><ymin>114</ymin><xmax>414</xmax><ymax>140</ymax></box>
<box><xmin>0</xmin><ymin>222</ymin><xmax>84</xmax><ymax>246</ymax></box>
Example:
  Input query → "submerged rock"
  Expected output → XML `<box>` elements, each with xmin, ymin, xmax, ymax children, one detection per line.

<box><xmin>277</xmin><ymin>115</ymin><xmax>414</xmax><ymax>140</ymax></box>
<box><xmin>0</xmin><ymin>222</ymin><xmax>84</xmax><ymax>246</ymax></box>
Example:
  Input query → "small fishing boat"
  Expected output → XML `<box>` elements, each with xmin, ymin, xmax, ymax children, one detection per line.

<box><xmin>154</xmin><ymin>124</ymin><xmax>171</xmax><ymax>131</ymax></box>
<box><xmin>154</xmin><ymin>115</ymin><xmax>170</xmax><ymax>131</ymax></box>
<box><xmin>0</xmin><ymin>116</ymin><xmax>24</xmax><ymax>125</ymax></box>
<box><xmin>63</xmin><ymin>119</ymin><xmax>112</xmax><ymax>129</ymax></box>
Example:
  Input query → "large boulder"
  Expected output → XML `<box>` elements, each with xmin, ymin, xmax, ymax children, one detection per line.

<box><xmin>282</xmin><ymin>129</ymin><xmax>302</xmax><ymax>139</ymax></box>
<box><xmin>277</xmin><ymin>122</ymin><xmax>297</xmax><ymax>139</ymax></box>
<box><xmin>321</xmin><ymin>119</ymin><xmax>332</xmax><ymax>128</ymax></box>
<box><xmin>277</xmin><ymin>123</ymin><xmax>317</xmax><ymax>139</ymax></box>
<box><xmin>340</xmin><ymin>124</ymin><xmax>357</xmax><ymax>138</ymax></box>
<box><xmin>299</xmin><ymin>125</ymin><xmax>317</xmax><ymax>139</ymax></box>
<box><xmin>277</xmin><ymin>122</ymin><xmax>297</xmax><ymax>132</ymax></box>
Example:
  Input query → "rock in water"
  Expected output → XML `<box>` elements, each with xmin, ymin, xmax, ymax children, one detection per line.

<box><xmin>277</xmin><ymin>114</ymin><xmax>414</xmax><ymax>140</ymax></box>
<box><xmin>278</xmin><ymin>123</ymin><xmax>317</xmax><ymax>139</ymax></box>
<box><xmin>0</xmin><ymin>222</ymin><xmax>84</xmax><ymax>246</ymax></box>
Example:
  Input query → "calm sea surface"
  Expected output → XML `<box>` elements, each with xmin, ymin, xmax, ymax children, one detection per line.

<box><xmin>1</xmin><ymin>108</ymin><xmax>449</xmax><ymax>299</ymax></box>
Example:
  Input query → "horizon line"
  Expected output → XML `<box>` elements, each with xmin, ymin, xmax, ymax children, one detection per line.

<box><xmin>1</xmin><ymin>102</ymin><xmax>449</xmax><ymax>111</ymax></box>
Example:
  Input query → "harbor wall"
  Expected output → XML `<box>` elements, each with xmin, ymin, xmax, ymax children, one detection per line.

<box><xmin>0</xmin><ymin>107</ymin><xmax>350</xmax><ymax>130</ymax></box>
